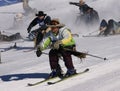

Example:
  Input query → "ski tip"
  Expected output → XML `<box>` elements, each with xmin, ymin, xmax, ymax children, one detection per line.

<box><xmin>47</xmin><ymin>82</ymin><xmax>55</xmax><ymax>85</ymax></box>
<box><xmin>27</xmin><ymin>83</ymin><xmax>33</xmax><ymax>86</ymax></box>
<box><xmin>85</xmin><ymin>68</ymin><xmax>89</xmax><ymax>72</ymax></box>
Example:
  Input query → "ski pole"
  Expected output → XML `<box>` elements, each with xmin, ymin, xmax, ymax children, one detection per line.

<box><xmin>42</xmin><ymin>52</ymin><xmax>49</xmax><ymax>55</ymax></box>
<box><xmin>88</xmin><ymin>30</ymin><xmax>99</xmax><ymax>35</ymax></box>
<box><xmin>85</xmin><ymin>53</ymin><xmax>108</xmax><ymax>60</ymax></box>
<box><xmin>63</xmin><ymin>48</ymin><xmax>108</xmax><ymax>60</ymax></box>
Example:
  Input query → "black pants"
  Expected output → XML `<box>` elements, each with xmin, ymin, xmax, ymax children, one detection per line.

<box><xmin>35</xmin><ymin>31</ymin><xmax>43</xmax><ymax>46</ymax></box>
<box><xmin>104</xmin><ymin>19</ymin><xmax>114</xmax><ymax>35</ymax></box>
<box><xmin>49</xmin><ymin>49</ymin><xmax>74</xmax><ymax>70</ymax></box>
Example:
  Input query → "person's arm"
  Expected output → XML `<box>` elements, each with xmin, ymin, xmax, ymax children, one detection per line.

<box><xmin>27</xmin><ymin>18</ymin><xmax>38</xmax><ymax>33</ymax></box>
<box><xmin>37</xmin><ymin>36</ymin><xmax>51</xmax><ymax>51</ymax></box>
<box><xmin>61</xmin><ymin>29</ymin><xmax>75</xmax><ymax>46</ymax></box>
<box><xmin>69</xmin><ymin>2</ymin><xmax>80</xmax><ymax>6</ymax></box>
<box><xmin>40</xmin><ymin>16</ymin><xmax>51</xmax><ymax>31</ymax></box>
<box><xmin>36</xmin><ymin>34</ymin><xmax>51</xmax><ymax>57</ymax></box>
<box><xmin>44</xmin><ymin>16</ymin><xmax>51</xmax><ymax>25</ymax></box>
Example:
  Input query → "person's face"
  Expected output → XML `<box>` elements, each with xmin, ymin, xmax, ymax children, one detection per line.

<box><xmin>51</xmin><ymin>27</ymin><xmax>59</xmax><ymax>34</ymax></box>
<box><xmin>38</xmin><ymin>16</ymin><xmax>44</xmax><ymax>20</ymax></box>
<box><xmin>79</xmin><ymin>1</ymin><xmax>84</xmax><ymax>5</ymax></box>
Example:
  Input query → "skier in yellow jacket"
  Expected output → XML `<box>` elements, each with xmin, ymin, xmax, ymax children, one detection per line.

<box><xmin>36</xmin><ymin>19</ymin><xmax>78</xmax><ymax>78</ymax></box>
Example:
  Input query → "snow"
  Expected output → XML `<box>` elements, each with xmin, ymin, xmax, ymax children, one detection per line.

<box><xmin>0</xmin><ymin>0</ymin><xmax>120</xmax><ymax>91</ymax></box>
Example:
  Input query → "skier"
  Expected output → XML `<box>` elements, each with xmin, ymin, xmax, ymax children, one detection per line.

<box><xmin>69</xmin><ymin>0</ymin><xmax>90</xmax><ymax>15</ymax></box>
<box><xmin>36</xmin><ymin>19</ymin><xmax>86</xmax><ymax>78</ymax></box>
<box><xmin>98</xmin><ymin>19</ymin><xmax>108</xmax><ymax>35</ymax></box>
<box><xmin>69</xmin><ymin>0</ymin><xmax>99</xmax><ymax>25</ymax></box>
<box><xmin>98</xmin><ymin>19</ymin><xmax>120</xmax><ymax>36</ymax></box>
<box><xmin>105</xmin><ymin>19</ymin><xmax>120</xmax><ymax>35</ymax></box>
<box><xmin>27</xmin><ymin>11</ymin><xmax>51</xmax><ymax>47</ymax></box>
<box><xmin>0</xmin><ymin>32</ymin><xmax>21</xmax><ymax>41</ymax></box>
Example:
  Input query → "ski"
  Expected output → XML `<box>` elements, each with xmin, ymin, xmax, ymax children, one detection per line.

<box><xmin>47</xmin><ymin>68</ymin><xmax>89</xmax><ymax>85</ymax></box>
<box><xmin>82</xmin><ymin>33</ymin><xmax>120</xmax><ymax>37</ymax></box>
<box><xmin>27</xmin><ymin>76</ymin><xmax>58</xmax><ymax>86</ymax></box>
<box><xmin>82</xmin><ymin>35</ymin><xmax>99</xmax><ymax>37</ymax></box>
<box><xmin>72</xmin><ymin>33</ymin><xmax>79</xmax><ymax>37</ymax></box>
<box><xmin>23</xmin><ymin>48</ymin><xmax>35</xmax><ymax>52</ymax></box>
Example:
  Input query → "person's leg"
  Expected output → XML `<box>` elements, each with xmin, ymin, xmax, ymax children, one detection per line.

<box><xmin>104</xmin><ymin>19</ymin><xmax>114</xmax><ymax>35</ymax></box>
<box><xmin>49</xmin><ymin>49</ymin><xmax>63</xmax><ymax>78</ymax></box>
<box><xmin>61</xmin><ymin>51</ymin><xmax>74</xmax><ymax>69</ymax></box>
<box><xmin>49</xmin><ymin>49</ymin><xmax>59</xmax><ymax>70</ymax></box>
<box><xmin>35</xmin><ymin>31</ymin><xmax>43</xmax><ymax>46</ymax></box>
<box><xmin>60</xmin><ymin>50</ymin><xmax>76</xmax><ymax>77</ymax></box>
<box><xmin>98</xmin><ymin>19</ymin><xmax>107</xmax><ymax>36</ymax></box>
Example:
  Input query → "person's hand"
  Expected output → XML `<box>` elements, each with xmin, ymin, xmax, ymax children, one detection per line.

<box><xmin>36</xmin><ymin>47</ymin><xmax>42</xmax><ymax>57</ymax></box>
<box><xmin>69</xmin><ymin>2</ymin><xmax>73</xmax><ymax>4</ymax></box>
<box><xmin>77</xmin><ymin>53</ymin><xmax>86</xmax><ymax>59</ymax></box>
<box><xmin>27</xmin><ymin>27</ymin><xmax>31</xmax><ymax>33</ymax></box>
<box><xmin>53</xmin><ymin>40</ymin><xmax>62</xmax><ymax>49</ymax></box>
<box><xmin>27</xmin><ymin>29</ymin><xmax>30</xmax><ymax>33</ymax></box>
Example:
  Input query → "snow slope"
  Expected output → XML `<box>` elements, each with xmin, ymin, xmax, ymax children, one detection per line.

<box><xmin>0</xmin><ymin>0</ymin><xmax>120</xmax><ymax>91</ymax></box>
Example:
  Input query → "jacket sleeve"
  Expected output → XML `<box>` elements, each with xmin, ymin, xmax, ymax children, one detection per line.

<box><xmin>38</xmin><ymin>36</ymin><xmax>51</xmax><ymax>51</ymax></box>
<box><xmin>44</xmin><ymin>16</ymin><xmax>51</xmax><ymax>25</ymax></box>
<box><xmin>27</xmin><ymin>18</ymin><xmax>38</xmax><ymax>31</ymax></box>
<box><xmin>69</xmin><ymin>2</ymin><xmax>80</xmax><ymax>6</ymax></box>
<box><xmin>61</xmin><ymin>29</ymin><xmax>75</xmax><ymax>46</ymax></box>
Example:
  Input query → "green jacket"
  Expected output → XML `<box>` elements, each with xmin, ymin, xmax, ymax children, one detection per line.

<box><xmin>38</xmin><ymin>27</ymin><xmax>76</xmax><ymax>50</ymax></box>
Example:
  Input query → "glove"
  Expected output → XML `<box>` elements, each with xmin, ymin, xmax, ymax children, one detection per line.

<box><xmin>53</xmin><ymin>40</ymin><xmax>62</xmax><ymax>49</ymax></box>
<box><xmin>36</xmin><ymin>47</ymin><xmax>42</xmax><ymax>57</ymax></box>
<box><xmin>69</xmin><ymin>2</ymin><xmax>73</xmax><ymax>4</ymax></box>
<box><xmin>77</xmin><ymin>53</ymin><xmax>86</xmax><ymax>59</ymax></box>
<box><xmin>27</xmin><ymin>27</ymin><xmax>31</xmax><ymax>33</ymax></box>
<box><xmin>27</xmin><ymin>29</ymin><xmax>30</xmax><ymax>33</ymax></box>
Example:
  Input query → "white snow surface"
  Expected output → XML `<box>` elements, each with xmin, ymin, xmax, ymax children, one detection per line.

<box><xmin>0</xmin><ymin>0</ymin><xmax>120</xmax><ymax>91</ymax></box>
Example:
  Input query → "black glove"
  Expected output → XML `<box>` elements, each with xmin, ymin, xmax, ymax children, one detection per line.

<box><xmin>36</xmin><ymin>47</ymin><xmax>42</xmax><ymax>57</ymax></box>
<box><xmin>69</xmin><ymin>2</ymin><xmax>74</xmax><ymax>4</ymax></box>
<box><xmin>69</xmin><ymin>2</ymin><xmax>72</xmax><ymax>4</ymax></box>
<box><xmin>27</xmin><ymin>29</ymin><xmax>30</xmax><ymax>33</ymax></box>
<box><xmin>27</xmin><ymin>27</ymin><xmax>31</xmax><ymax>33</ymax></box>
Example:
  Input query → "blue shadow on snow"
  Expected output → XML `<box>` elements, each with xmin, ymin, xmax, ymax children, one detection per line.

<box><xmin>0</xmin><ymin>73</ymin><xmax>49</xmax><ymax>82</ymax></box>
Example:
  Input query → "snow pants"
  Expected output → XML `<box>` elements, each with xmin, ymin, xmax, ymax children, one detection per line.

<box><xmin>49</xmin><ymin>49</ymin><xmax>75</xmax><ymax>71</ymax></box>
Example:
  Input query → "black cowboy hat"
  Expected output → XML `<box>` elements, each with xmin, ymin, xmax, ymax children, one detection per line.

<box><xmin>35</xmin><ymin>11</ymin><xmax>46</xmax><ymax>16</ymax></box>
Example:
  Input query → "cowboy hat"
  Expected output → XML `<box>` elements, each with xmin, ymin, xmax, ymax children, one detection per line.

<box><xmin>47</xmin><ymin>18</ymin><xmax>65</xmax><ymax>28</ymax></box>
<box><xmin>35</xmin><ymin>11</ymin><xmax>46</xmax><ymax>16</ymax></box>
<box><xmin>47</xmin><ymin>24</ymin><xmax>65</xmax><ymax>28</ymax></box>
